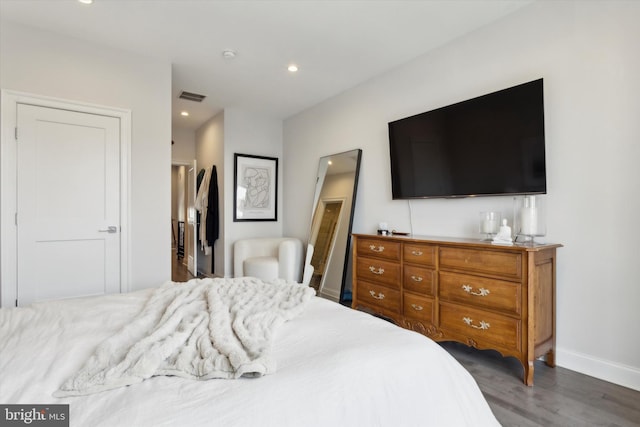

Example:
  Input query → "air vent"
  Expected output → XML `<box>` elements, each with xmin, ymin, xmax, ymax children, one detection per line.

<box><xmin>179</xmin><ymin>91</ymin><xmax>206</xmax><ymax>102</ymax></box>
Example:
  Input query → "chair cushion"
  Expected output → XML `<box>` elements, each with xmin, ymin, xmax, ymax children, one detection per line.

<box><xmin>244</xmin><ymin>256</ymin><xmax>279</xmax><ymax>281</ymax></box>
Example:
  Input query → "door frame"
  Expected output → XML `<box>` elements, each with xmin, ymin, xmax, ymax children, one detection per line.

<box><xmin>1</xmin><ymin>90</ymin><xmax>132</xmax><ymax>308</ymax></box>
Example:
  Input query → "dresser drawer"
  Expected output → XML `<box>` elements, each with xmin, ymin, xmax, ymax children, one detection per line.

<box><xmin>440</xmin><ymin>303</ymin><xmax>520</xmax><ymax>351</ymax></box>
<box><xmin>357</xmin><ymin>281</ymin><xmax>401</xmax><ymax>313</ymax></box>
<box><xmin>403</xmin><ymin>265</ymin><xmax>435</xmax><ymax>296</ymax></box>
<box><xmin>356</xmin><ymin>238</ymin><xmax>401</xmax><ymax>261</ymax></box>
<box><xmin>403</xmin><ymin>293</ymin><xmax>434</xmax><ymax>323</ymax></box>
<box><xmin>439</xmin><ymin>247</ymin><xmax>522</xmax><ymax>280</ymax></box>
<box><xmin>439</xmin><ymin>272</ymin><xmax>521</xmax><ymax>316</ymax></box>
<box><xmin>403</xmin><ymin>243</ymin><xmax>435</xmax><ymax>266</ymax></box>
<box><xmin>356</xmin><ymin>257</ymin><xmax>401</xmax><ymax>289</ymax></box>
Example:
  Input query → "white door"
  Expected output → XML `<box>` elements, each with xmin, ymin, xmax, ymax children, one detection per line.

<box><xmin>187</xmin><ymin>160</ymin><xmax>198</xmax><ymax>276</ymax></box>
<box><xmin>16</xmin><ymin>104</ymin><xmax>121</xmax><ymax>306</ymax></box>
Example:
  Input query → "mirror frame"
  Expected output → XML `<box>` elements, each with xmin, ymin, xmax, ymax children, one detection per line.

<box><xmin>306</xmin><ymin>149</ymin><xmax>362</xmax><ymax>304</ymax></box>
<box><xmin>338</xmin><ymin>149</ymin><xmax>362</xmax><ymax>305</ymax></box>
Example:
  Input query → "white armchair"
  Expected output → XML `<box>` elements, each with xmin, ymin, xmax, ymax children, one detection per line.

<box><xmin>233</xmin><ymin>237</ymin><xmax>304</xmax><ymax>282</ymax></box>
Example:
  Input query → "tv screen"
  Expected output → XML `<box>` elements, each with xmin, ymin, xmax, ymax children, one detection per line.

<box><xmin>388</xmin><ymin>79</ymin><xmax>546</xmax><ymax>199</ymax></box>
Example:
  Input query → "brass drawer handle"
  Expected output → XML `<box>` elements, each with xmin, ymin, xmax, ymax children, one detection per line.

<box><xmin>369</xmin><ymin>244</ymin><xmax>385</xmax><ymax>253</ymax></box>
<box><xmin>463</xmin><ymin>316</ymin><xmax>490</xmax><ymax>330</ymax></box>
<box><xmin>411</xmin><ymin>250</ymin><xmax>423</xmax><ymax>256</ymax></box>
<box><xmin>369</xmin><ymin>266</ymin><xmax>385</xmax><ymax>275</ymax></box>
<box><xmin>462</xmin><ymin>284</ymin><xmax>490</xmax><ymax>297</ymax></box>
<box><xmin>410</xmin><ymin>275</ymin><xmax>423</xmax><ymax>282</ymax></box>
<box><xmin>411</xmin><ymin>304</ymin><xmax>423</xmax><ymax>311</ymax></box>
<box><xmin>369</xmin><ymin>290</ymin><xmax>385</xmax><ymax>300</ymax></box>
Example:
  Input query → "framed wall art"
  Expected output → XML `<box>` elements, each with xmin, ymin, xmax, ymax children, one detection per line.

<box><xmin>233</xmin><ymin>153</ymin><xmax>278</xmax><ymax>221</ymax></box>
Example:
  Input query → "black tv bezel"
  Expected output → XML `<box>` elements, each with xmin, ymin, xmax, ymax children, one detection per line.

<box><xmin>388</xmin><ymin>79</ymin><xmax>546</xmax><ymax>200</ymax></box>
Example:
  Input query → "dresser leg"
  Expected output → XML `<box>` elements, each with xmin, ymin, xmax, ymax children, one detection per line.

<box><xmin>545</xmin><ymin>348</ymin><xmax>556</xmax><ymax>367</ymax></box>
<box><xmin>524</xmin><ymin>361</ymin><xmax>534</xmax><ymax>386</ymax></box>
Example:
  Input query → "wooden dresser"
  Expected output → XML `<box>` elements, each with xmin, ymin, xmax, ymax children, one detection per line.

<box><xmin>352</xmin><ymin>233</ymin><xmax>561</xmax><ymax>385</ymax></box>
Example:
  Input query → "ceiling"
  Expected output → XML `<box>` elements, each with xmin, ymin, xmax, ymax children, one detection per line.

<box><xmin>0</xmin><ymin>0</ymin><xmax>533</xmax><ymax>131</ymax></box>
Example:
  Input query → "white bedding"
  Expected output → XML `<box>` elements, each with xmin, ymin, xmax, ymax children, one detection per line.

<box><xmin>0</xmin><ymin>286</ymin><xmax>500</xmax><ymax>427</ymax></box>
<box><xmin>56</xmin><ymin>278</ymin><xmax>315</xmax><ymax>397</ymax></box>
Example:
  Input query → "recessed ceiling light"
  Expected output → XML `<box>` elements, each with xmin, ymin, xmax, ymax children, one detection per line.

<box><xmin>222</xmin><ymin>50</ymin><xmax>237</xmax><ymax>60</ymax></box>
<box><xmin>328</xmin><ymin>160</ymin><xmax>333</xmax><ymax>165</ymax></box>
<box><xmin>180</xmin><ymin>111</ymin><xmax>189</xmax><ymax>117</ymax></box>
<box><xmin>288</xmin><ymin>64</ymin><xmax>299</xmax><ymax>72</ymax></box>
<box><xmin>78</xmin><ymin>0</ymin><xmax>93</xmax><ymax>4</ymax></box>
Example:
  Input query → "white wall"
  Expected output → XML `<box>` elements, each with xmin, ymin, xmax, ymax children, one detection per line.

<box><xmin>172</xmin><ymin>127</ymin><xmax>196</xmax><ymax>164</ymax></box>
<box><xmin>1</xmin><ymin>21</ymin><xmax>172</xmax><ymax>291</ymax></box>
<box><xmin>194</xmin><ymin>108</ymin><xmax>283</xmax><ymax>277</ymax></box>
<box><xmin>283</xmin><ymin>1</ymin><xmax>640</xmax><ymax>390</ymax></box>
<box><xmin>171</xmin><ymin>166</ymin><xmax>180</xmax><ymax>222</ymax></box>
<box><xmin>224</xmin><ymin>109</ymin><xmax>283</xmax><ymax>277</ymax></box>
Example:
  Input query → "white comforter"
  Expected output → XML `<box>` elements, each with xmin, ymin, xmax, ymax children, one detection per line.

<box><xmin>0</xmin><ymin>286</ymin><xmax>500</xmax><ymax>427</ymax></box>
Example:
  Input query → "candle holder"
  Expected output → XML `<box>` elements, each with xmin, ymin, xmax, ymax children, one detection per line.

<box><xmin>479</xmin><ymin>211</ymin><xmax>501</xmax><ymax>241</ymax></box>
<box><xmin>514</xmin><ymin>195</ymin><xmax>546</xmax><ymax>245</ymax></box>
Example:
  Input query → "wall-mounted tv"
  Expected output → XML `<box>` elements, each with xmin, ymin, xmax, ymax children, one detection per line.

<box><xmin>388</xmin><ymin>79</ymin><xmax>546</xmax><ymax>199</ymax></box>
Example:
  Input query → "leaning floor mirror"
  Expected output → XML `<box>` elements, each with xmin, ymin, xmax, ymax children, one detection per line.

<box><xmin>304</xmin><ymin>149</ymin><xmax>362</xmax><ymax>305</ymax></box>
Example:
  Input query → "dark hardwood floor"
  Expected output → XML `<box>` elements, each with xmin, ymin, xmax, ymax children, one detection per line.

<box><xmin>440</xmin><ymin>341</ymin><xmax>640</xmax><ymax>426</ymax></box>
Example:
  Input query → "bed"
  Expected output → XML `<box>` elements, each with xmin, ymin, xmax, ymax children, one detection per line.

<box><xmin>0</xmin><ymin>279</ymin><xmax>500</xmax><ymax>427</ymax></box>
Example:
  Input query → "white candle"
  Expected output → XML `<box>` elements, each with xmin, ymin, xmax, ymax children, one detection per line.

<box><xmin>481</xmin><ymin>219</ymin><xmax>495</xmax><ymax>233</ymax></box>
<box><xmin>520</xmin><ymin>197</ymin><xmax>538</xmax><ymax>235</ymax></box>
<box><xmin>481</xmin><ymin>212</ymin><xmax>498</xmax><ymax>234</ymax></box>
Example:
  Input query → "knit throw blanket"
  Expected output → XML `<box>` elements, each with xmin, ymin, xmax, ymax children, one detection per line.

<box><xmin>55</xmin><ymin>277</ymin><xmax>315</xmax><ymax>397</ymax></box>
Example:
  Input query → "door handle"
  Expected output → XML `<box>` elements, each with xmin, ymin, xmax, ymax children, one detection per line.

<box><xmin>98</xmin><ymin>226</ymin><xmax>118</xmax><ymax>233</ymax></box>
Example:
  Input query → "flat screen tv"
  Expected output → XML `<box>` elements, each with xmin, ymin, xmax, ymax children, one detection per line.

<box><xmin>388</xmin><ymin>79</ymin><xmax>546</xmax><ymax>199</ymax></box>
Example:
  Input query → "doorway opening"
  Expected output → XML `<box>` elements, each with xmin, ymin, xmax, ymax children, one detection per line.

<box><xmin>171</xmin><ymin>163</ymin><xmax>195</xmax><ymax>282</ymax></box>
<box><xmin>310</xmin><ymin>200</ymin><xmax>343</xmax><ymax>292</ymax></box>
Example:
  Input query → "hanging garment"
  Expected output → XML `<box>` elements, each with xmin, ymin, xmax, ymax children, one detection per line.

<box><xmin>206</xmin><ymin>166</ymin><xmax>220</xmax><ymax>272</ymax></box>
<box><xmin>195</xmin><ymin>168</ymin><xmax>206</xmax><ymax>243</ymax></box>
<box><xmin>195</xmin><ymin>167</ymin><xmax>211</xmax><ymax>253</ymax></box>
<box><xmin>207</xmin><ymin>165</ymin><xmax>220</xmax><ymax>245</ymax></box>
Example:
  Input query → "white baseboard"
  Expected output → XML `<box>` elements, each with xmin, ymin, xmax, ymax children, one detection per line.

<box><xmin>556</xmin><ymin>347</ymin><xmax>640</xmax><ymax>392</ymax></box>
